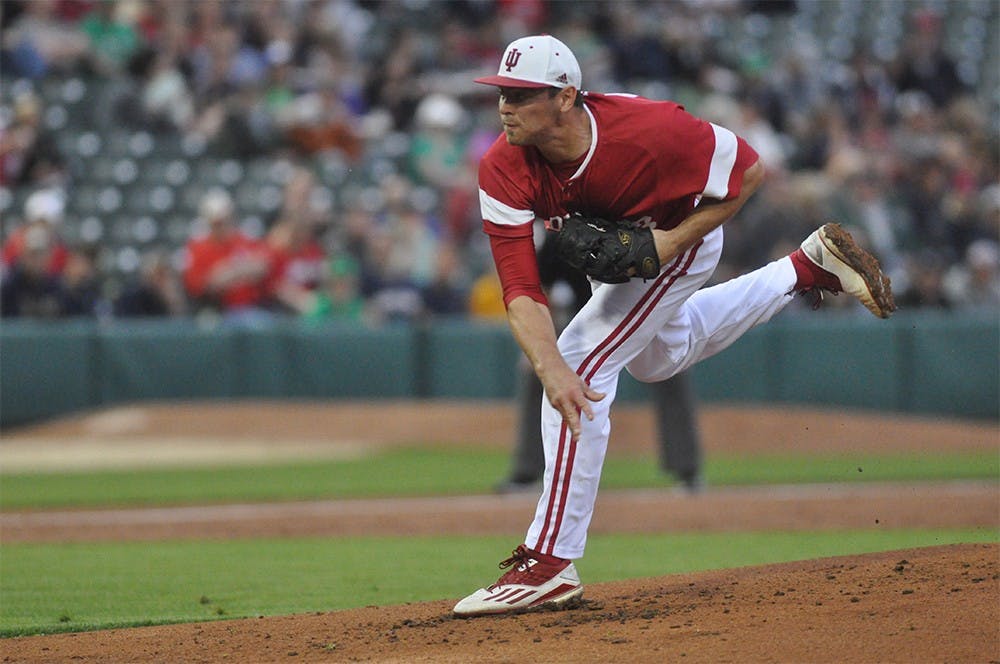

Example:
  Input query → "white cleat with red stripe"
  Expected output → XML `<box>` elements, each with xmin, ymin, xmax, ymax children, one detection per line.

<box><xmin>453</xmin><ymin>545</ymin><xmax>583</xmax><ymax>616</ymax></box>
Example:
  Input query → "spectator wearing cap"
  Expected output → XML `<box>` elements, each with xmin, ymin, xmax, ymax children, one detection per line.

<box><xmin>303</xmin><ymin>255</ymin><xmax>366</xmax><ymax>324</ymax></box>
<box><xmin>943</xmin><ymin>240</ymin><xmax>1000</xmax><ymax>310</ymax></box>
<box><xmin>408</xmin><ymin>93</ymin><xmax>480</xmax><ymax>245</ymax></box>
<box><xmin>0</xmin><ymin>89</ymin><xmax>67</xmax><ymax>188</ymax></box>
<box><xmin>182</xmin><ymin>188</ymin><xmax>278</xmax><ymax>322</ymax></box>
<box><xmin>0</xmin><ymin>223</ymin><xmax>66</xmax><ymax>318</ymax></box>
<box><xmin>265</xmin><ymin>168</ymin><xmax>330</xmax><ymax>315</ymax></box>
<box><xmin>2</xmin><ymin>189</ymin><xmax>69</xmax><ymax>277</ymax></box>
<box><xmin>408</xmin><ymin>93</ymin><xmax>469</xmax><ymax>189</ymax></box>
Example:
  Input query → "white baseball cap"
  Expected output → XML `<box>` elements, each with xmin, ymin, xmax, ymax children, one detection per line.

<box><xmin>475</xmin><ymin>35</ymin><xmax>581</xmax><ymax>89</ymax></box>
<box><xmin>24</xmin><ymin>189</ymin><xmax>64</xmax><ymax>223</ymax></box>
<box><xmin>199</xmin><ymin>188</ymin><xmax>234</xmax><ymax>221</ymax></box>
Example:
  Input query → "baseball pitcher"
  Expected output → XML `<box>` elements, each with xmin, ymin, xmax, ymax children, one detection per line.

<box><xmin>454</xmin><ymin>35</ymin><xmax>895</xmax><ymax>616</ymax></box>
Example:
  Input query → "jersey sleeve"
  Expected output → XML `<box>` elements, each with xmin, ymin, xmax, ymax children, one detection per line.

<box><xmin>478</xmin><ymin>140</ymin><xmax>547</xmax><ymax>306</ymax></box>
<box><xmin>701</xmin><ymin>122</ymin><xmax>758</xmax><ymax>201</ymax></box>
<box><xmin>489</xmin><ymin>233</ymin><xmax>548</xmax><ymax>307</ymax></box>
<box><xmin>478</xmin><ymin>143</ymin><xmax>536</xmax><ymax>239</ymax></box>
<box><xmin>658</xmin><ymin>105</ymin><xmax>759</xmax><ymax>203</ymax></box>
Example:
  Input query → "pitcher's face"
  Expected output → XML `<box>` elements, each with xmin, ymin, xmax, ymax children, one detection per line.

<box><xmin>497</xmin><ymin>87</ymin><xmax>561</xmax><ymax>146</ymax></box>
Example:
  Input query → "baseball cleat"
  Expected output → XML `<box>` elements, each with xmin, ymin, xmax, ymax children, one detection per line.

<box><xmin>797</xmin><ymin>223</ymin><xmax>896</xmax><ymax>318</ymax></box>
<box><xmin>453</xmin><ymin>545</ymin><xmax>583</xmax><ymax>617</ymax></box>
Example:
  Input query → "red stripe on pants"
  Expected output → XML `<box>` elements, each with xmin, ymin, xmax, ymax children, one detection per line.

<box><xmin>533</xmin><ymin>244</ymin><xmax>701</xmax><ymax>555</ymax></box>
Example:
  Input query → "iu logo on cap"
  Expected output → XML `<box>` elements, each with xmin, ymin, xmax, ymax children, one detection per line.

<box><xmin>504</xmin><ymin>48</ymin><xmax>522</xmax><ymax>72</ymax></box>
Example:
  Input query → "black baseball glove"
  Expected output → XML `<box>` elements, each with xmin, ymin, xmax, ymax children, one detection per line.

<box><xmin>550</xmin><ymin>214</ymin><xmax>661</xmax><ymax>284</ymax></box>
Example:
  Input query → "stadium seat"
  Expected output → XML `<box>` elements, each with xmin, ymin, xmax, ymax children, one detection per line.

<box><xmin>115</xmin><ymin>245</ymin><xmax>142</xmax><ymax>274</ymax></box>
<box><xmin>131</xmin><ymin>215</ymin><xmax>160</xmax><ymax>245</ymax></box>
<box><xmin>165</xmin><ymin>215</ymin><xmax>193</xmax><ymax>243</ymax></box>
<box><xmin>78</xmin><ymin>216</ymin><xmax>105</xmax><ymax>244</ymax></box>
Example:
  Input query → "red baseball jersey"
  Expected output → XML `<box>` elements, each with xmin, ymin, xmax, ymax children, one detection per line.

<box><xmin>2</xmin><ymin>227</ymin><xmax>69</xmax><ymax>276</ymax></box>
<box><xmin>183</xmin><ymin>232</ymin><xmax>276</xmax><ymax>309</ymax></box>
<box><xmin>478</xmin><ymin>92</ymin><xmax>759</xmax><ymax>305</ymax></box>
<box><xmin>271</xmin><ymin>240</ymin><xmax>327</xmax><ymax>290</ymax></box>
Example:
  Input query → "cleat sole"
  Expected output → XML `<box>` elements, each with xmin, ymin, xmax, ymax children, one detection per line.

<box><xmin>819</xmin><ymin>223</ymin><xmax>897</xmax><ymax>318</ymax></box>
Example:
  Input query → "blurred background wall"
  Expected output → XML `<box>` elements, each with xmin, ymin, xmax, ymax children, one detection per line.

<box><xmin>1</xmin><ymin>0</ymin><xmax>997</xmax><ymax>426</ymax></box>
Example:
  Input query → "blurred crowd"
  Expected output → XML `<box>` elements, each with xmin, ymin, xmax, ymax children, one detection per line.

<box><xmin>2</xmin><ymin>0</ymin><xmax>998</xmax><ymax>326</ymax></box>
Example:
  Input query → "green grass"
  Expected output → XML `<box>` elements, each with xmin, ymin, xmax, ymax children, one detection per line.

<box><xmin>1</xmin><ymin>529</ymin><xmax>995</xmax><ymax>637</ymax></box>
<box><xmin>2</xmin><ymin>448</ymin><xmax>996</xmax><ymax>510</ymax></box>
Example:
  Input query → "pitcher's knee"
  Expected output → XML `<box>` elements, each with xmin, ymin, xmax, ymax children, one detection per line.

<box><xmin>626</xmin><ymin>340</ymin><xmax>689</xmax><ymax>383</ymax></box>
<box><xmin>625</xmin><ymin>363</ymin><xmax>674</xmax><ymax>383</ymax></box>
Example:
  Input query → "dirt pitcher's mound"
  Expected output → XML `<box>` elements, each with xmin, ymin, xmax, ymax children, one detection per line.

<box><xmin>6</xmin><ymin>543</ymin><xmax>997</xmax><ymax>663</ymax></box>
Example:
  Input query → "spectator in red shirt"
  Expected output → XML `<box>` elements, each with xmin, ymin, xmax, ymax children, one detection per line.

<box><xmin>265</xmin><ymin>166</ymin><xmax>329</xmax><ymax>314</ymax></box>
<box><xmin>1</xmin><ymin>223</ymin><xmax>66</xmax><ymax>318</ymax></box>
<box><xmin>182</xmin><ymin>188</ymin><xmax>277</xmax><ymax>323</ymax></box>
<box><xmin>266</xmin><ymin>216</ymin><xmax>327</xmax><ymax>314</ymax></box>
<box><xmin>2</xmin><ymin>188</ymin><xmax>69</xmax><ymax>277</ymax></box>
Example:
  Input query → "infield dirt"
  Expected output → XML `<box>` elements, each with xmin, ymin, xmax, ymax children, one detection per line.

<box><xmin>2</xmin><ymin>401</ymin><xmax>998</xmax><ymax>663</ymax></box>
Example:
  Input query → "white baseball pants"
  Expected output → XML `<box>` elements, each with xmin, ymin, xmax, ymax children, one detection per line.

<box><xmin>526</xmin><ymin>227</ymin><xmax>798</xmax><ymax>559</ymax></box>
